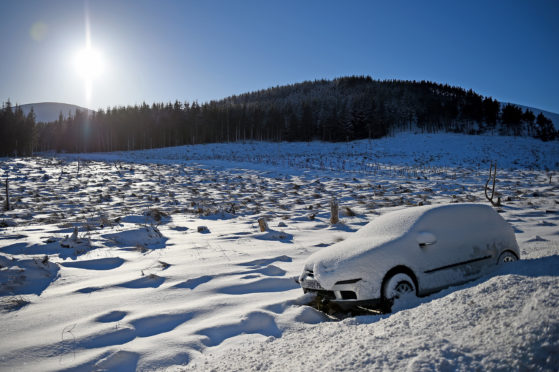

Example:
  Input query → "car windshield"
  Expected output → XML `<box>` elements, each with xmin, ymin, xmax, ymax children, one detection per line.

<box><xmin>355</xmin><ymin>207</ymin><xmax>424</xmax><ymax>239</ymax></box>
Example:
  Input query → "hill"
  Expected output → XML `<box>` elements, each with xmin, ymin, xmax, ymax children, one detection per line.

<box><xmin>19</xmin><ymin>102</ymin><xmax>94</xmax><ymax>123</ymax></box>
<box><xmin>29</xmin><ymin>77</ymin><xmax>556</xmax><ymax>155</ymax></box>
<box><xmin>2</xmin><ymin>77</ymin><xmax>558</xmax><ymax>156</ymax></box>
<box><xmin>513</xmin><ymin>104</ymin><xmax>559</xmax><ymax>130</ymax></box>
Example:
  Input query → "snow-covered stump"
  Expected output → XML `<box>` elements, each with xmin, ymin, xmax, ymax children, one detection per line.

<box><xmin>330</xmin><ymin>198</ymin><xmax>339</xmax><ymax>225</ymax></box>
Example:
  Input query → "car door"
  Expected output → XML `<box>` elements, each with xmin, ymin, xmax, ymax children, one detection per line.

<box><xmin>413</xmin><ymin>206</ymin><xmax>493</xmax><ymax>294</ymax></box>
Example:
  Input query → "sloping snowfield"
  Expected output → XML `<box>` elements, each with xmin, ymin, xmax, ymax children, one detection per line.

<box><xmin>1</xmin><ymin>133</ymin><xmax>558</xmax><ymax>371</ymax></box>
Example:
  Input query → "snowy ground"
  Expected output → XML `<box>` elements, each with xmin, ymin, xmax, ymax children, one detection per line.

<box><xmin>0</xmin><ymin>133</ymin><xmax>558</xmax><ymax>371</ymax></box>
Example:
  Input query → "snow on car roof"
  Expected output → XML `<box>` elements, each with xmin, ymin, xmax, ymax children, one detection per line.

<box><xmin>358</xmin><ymin>203</ymin><xmax>497</xmax><ymax>237</ymax></box>
<box><xmin>308</xmin><ymin>203</ymin><xmax>497</xmax><ymax>265</ymax></box>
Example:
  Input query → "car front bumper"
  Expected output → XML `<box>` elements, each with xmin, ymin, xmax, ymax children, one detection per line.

<box><xmin>299</xmin><ymin>276</ymin><xmax>384</xmax><ymax>310</ymax></box>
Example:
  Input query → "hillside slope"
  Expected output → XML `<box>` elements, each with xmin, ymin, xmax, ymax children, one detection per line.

<box><xmin>514</xmin><ymin>103</ymin><xmax>559</xmax><ymax>130</ymax></box>
<box><xmin>19</xmin><ymin>102</ymin><xmax>94</xmax><ymax>123</ymax></box>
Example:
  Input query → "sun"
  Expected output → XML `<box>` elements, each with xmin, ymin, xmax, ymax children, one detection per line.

<box><xmin>74</xmin><ymin>47</ymin><xmax>104</xmax><ymax>79</ymax></box>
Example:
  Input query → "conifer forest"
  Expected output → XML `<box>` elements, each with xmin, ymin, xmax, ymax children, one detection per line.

<box><xmin>1</xmin><ymin>76</ymin><xmax>556</xmax><ymax>157</ymax></box>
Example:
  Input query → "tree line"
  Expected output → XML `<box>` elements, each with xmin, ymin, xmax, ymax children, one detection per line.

<box><xmin>1</xmin><ymin>76</ymin><xmax>557</xmax><ymax>156</ymax></box>
<box><xmin>0</xmin><ymin>100</ymin><xmax>36</xmax><ymax>157</ymax></box>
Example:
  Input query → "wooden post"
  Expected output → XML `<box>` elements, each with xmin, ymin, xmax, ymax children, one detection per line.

<box><xmin>4</xmin><ymin>176</ymin><xmax>9</xmax><ymax>211</ymax></box>
<box><xmin>330</xmin><ymin>198</ymin><xmax>339</xmax><ymax>225</ymax></box>
<box><xmin>258</xmin><ymin>217</ymin><xmax>268</xmax><ymax>232</ymax></box>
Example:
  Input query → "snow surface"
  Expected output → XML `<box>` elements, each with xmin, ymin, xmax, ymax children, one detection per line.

<box><xmin>1</xmin><ymin>132</ymin><xmax>558</xmax><ymax>371</ymax></box>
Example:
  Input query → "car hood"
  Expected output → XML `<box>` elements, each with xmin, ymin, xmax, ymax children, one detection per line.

<box><xmin>308</xmin><ymin>234</ymin><xmax>407</xmax><ymax>289</ymax></box>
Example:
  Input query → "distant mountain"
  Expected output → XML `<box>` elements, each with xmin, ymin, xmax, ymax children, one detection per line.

<box><xmin>18</xmin><ymin>102</ymin><xmax>94</xmax><ymax>123</ymax></box>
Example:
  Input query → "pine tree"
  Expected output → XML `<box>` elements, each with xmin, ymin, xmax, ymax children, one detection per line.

<box><xmin>501</xmin><ymin>104</ymin><xmax>523</xmax><ymax>136</ymax></box>
<box><xmin>535</xmin><ymin>113</ymin><xmax>556</xmax><ymax>141</ymax></box>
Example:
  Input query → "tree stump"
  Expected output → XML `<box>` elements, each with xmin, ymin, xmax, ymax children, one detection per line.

<box><xmin>330</xmin><ymin>198</ymin><xmax>339</xmax><ymax>225</ymax></box>
<box><xmin>258</xmin><ymin>217</ymin><xmax>269</xmax><ymax>232</ymax></box>
<box><xmin>4</xmin><ymin>177</ymin><xmax>9</xmax><ymax>211</ymax></box>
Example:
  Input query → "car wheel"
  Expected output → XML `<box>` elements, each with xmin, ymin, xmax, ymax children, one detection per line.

<box><xmin>498</xmin><ymin>251</ymin><xmax>518</xmax><ymax>264</ymax></box>
<box><xmin>383</xmin><ymin>273</ymin><xmax>417</xmax><ymax>301</ymax></box>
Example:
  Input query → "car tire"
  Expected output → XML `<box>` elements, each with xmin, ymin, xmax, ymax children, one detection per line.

<box><xmin>382</xmin><ymin>272</ymin><xmax>417</xmax><ymax>301</ymax></box>
<box><xmin>497</xmin><ymin>251</ymin><xmax>518</xmax><ymax>264</ymax></box>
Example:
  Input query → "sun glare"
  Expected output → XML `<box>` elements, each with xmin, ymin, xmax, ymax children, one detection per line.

<box><xmin>74</xmin><ymin>47</ymin><xmax>104</xmax><ymax>79</ymax></box>
<box><xmin>74</xmin><ymin>46</ymin><xmax>105</xmax><ymax>104</ymax></box>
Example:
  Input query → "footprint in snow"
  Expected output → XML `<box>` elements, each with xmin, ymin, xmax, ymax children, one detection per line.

<box><xmin>217</xmin><ymin>277</ymin><xmax>299</xmax><ymax>295</ymax></box>
<box><xmin>117</xmin><ymin>274</ymin><xmax>165</xmax><ymax>289</ymax></box>
<box><xmin>95</xmin><ymin>310</ymin><xmax>128</xmax><ymax>323</ymax></box>
<box><xmin>77</xmin><ymin>327</ymin><xmax>136</xmax><ymax>349</ymax></box>
<box><xmin>173</xmin><ymin>275</ymin><xmax>213</xmax><ymax>290</ymax></box>
<box><xmin>237</xmin><ymin>255</ymin><xmax>292</xmax><ymax>268</ymax></box>
<box><xmin>241</xmin><ymin>274</ymin><xmax>260</xmax><ymax>279</ymax></box>
<box><xmin>247</xmin><ymin>264</ymin><xmax>286</xmax><ymax>277</ymax></box>
<box><xmin>76</xmin><ymin>286</ymin><xmax>103</xmax><ymax>294</ymax></box>
<box><xmin>314</xmin><ymin>242</ymin><xmax>331</xmax><ymax>247</ymax></box>
<box><xmin>130</xmin><ymin>312</ymin><xmax>194</xmax><ymax>337</ymax></box>
<box><xmin>60</xmin><ymin>257</ymin><xmax>125</xmax><ymax>270</ymax></box>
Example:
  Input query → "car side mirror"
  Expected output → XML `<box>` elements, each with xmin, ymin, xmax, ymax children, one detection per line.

<box><xmin>417</xmin><ymin>232</ymin><xmax>437</xmax><ymax>247</ymax></box>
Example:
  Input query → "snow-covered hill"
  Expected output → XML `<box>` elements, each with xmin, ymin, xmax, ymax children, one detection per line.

<box><xmin>514</xmin><ymin>103</ymin><xmax>559</xmax><ymax>130</ymax></box>
<box><xmin>18</xmin><ymin>102</ymin><xmax>94</xmax><ymax>123</ymax></box>
<box><xmin>0</xmin><ymin>133</ymin><xmax>558</xmax><ymax>371</ymax></box>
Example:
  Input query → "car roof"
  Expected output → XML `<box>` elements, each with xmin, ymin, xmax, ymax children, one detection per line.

<box><xmin>356</xmin><ymin>203</ymin><xmax>496</xmax><ymax>238</ymax></box>
<box><xmin>307</xmin><ymin>203</ymin><xmax>497</xmax><ymax>265</ymax></box>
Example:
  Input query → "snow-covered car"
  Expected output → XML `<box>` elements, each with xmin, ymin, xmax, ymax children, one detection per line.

<box><xmin>299</xmin><ymin>203</ymin><xmax>520</xmax><ymax>310</ymax></box>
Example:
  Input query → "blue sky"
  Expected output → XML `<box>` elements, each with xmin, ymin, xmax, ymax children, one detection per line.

<box><xmin>1</xmin><ymin>0</ymin><xmax>558</xmax><ymax>113</ymax></box>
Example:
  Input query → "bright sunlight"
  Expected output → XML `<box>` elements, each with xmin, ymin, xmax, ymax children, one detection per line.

<box><xmin>74</xmin><ymin>47</ymin><xmax>104</xmax><ymax>79</ymax></box>
<box><xmin>74</xmin><ymin>46</ymin><xmax>104</xmax><ymax>105</ymax></box>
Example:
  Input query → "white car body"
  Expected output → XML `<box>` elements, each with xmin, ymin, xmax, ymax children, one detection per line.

<box><xmin>299</xmin><ymin>203</ymin><xmax>520</xmax><ymax>308</ymax></box>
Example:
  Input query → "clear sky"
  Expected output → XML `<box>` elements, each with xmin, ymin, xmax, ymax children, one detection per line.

<box><xmin>1</xmin><ymin>0</ymin><xmax>558</xmax><ymax>113</ymax></box>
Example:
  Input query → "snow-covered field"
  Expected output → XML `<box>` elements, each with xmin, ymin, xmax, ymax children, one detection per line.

<box><xmin>1</xmin><ymin>133</ymin><xmax>558</xmax><ymax>371</ymax></box>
